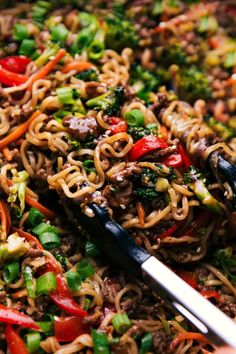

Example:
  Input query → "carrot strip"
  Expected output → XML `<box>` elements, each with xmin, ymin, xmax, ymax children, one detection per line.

<box><xmin>12</xmin><ymin>227</ymin><xmax>43</xmax><ymax>250</ymax></box>
<box><xmin>0</xmin><ymin>200</ymin><xmax>11</xmax><ymax>242</ymax></box>
<box><xmin>0</xmin><ymin>110</ymin><xmax>41</xmax><ymax>150</ymax></box>
<box><xmin>62</xmin><ymin>60</ymin><xmax>94</xmax><ymax>74</ymax></box>
<box><xmin>12</xmin><ymin>290</ymin><xmax>28</xmax><ymax>299</ymax></box>
<box><xmin>25</xmin><ymin>194</ymin><xmax>56</xmax><ymax>219</ymax></box>
<box><xmin>167</xmin><ymin>332</ymin><xmax>209</xmax><ymax>353</ymax></box>
<box><xmin>28</xmin><ymin>49</ymin><xmax>66</xmax><ymax>88</ymax></box>
<box><xmin>160</xmin><ymin>126</ymin><xmax>168</xmax><ymax>141</ymax></box>
<box><xmin>2</xmin><ymin>147</ymin><xmax>13</xmax><ymax>161</ymax></box>
<box><xmin>137</xmin><ymin>202</ymin><xmax>145</xmax><ymax>226</ymax></box>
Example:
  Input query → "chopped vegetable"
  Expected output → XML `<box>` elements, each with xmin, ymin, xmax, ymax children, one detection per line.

<box><xmin>3</xmin><ymin>260</ymin><xmax>20</xmax><ymax>284</ymax></box>
<box><xmin>92</xmin><ymin>329</ymin><xmax>110</xmax><ymax>354</ymax></box>
<box><xmin>0</xmin><ymin>233</ymin><xmax>30</xmax><ymax>264</ymax></box>
<box><xmin>38</xmin><ymin>231</ymin><xmax>61</xmax><ymax>250</ymax></box>
<box><xmin>54</xmin><ymin>316</ymin><xmax>90</xmax><ymax>342</ymax></box>
<box><xmin>0</xmin><ymin>66</ymin><xmax>27</xmax><ymax>87</ymax></box>
<box><xmin>8</xmin><ymin>170</ymin><xmax>29</xmax><ymax>216</ymax></box>
<box><xmin>76</xmin><ymin>259</ymin><xmax>95</xmax><ymax>280</ymax></box>
<box><xmin>124</xmin><ymin>109</ymin><xmax>144</xmax><ymax>127</ymax></box>
<box><xmin>19</xmin><ymin>39</ymin><xmax>36</xmax><ymax>57</ymax></box>
<box><xmin>23</xmin><ymin>266</ymin><xmax>36</xmax><ymax>299</ymax></box>
<box><xmin>0</xmin><ymin>304</ymin><xmax>40</xmax><ymax>330</ymax></box>
<box><xmin>128</xmin><ymin>135</ymin><xmax>168</xmax><ymax>161</ymax></box>
<box><xmin>66</xmin><ymin>270</ymin><xmax>82</xmax><ymax>292</ymax></box>
<box><xmin>136</xmin><ymin>187</ymin><xmax>160</xmax><ymax>202</ymax></box>
<box><xmin>86</xmin><ymin>86</ymin><xmax>124</xmax><ymax>116</ymax></box>
<box><xmin>51</xmin><ymin>24</ymin><xmax>69</xmax><ymax>43</ymax></box>
<box><xmin>0</xmin><ymin>56</ymin><xmax>31</xmax><ymax>74</ymax></box>
<box><xmin>25</xmin><ymin>332</ymin><xmax>41</xmax><ymax>353</ymax></box>
<box><xmin>13</xmin><ymin>23</ymin><xmax>30</xmax><ymax>41</ymax></box>
<box><xmin>28</xmin><ymin>208</ymin><xmax>44</xmax><ymax>227</ymax></box>
<box><xmin>85</xmin><ymin>240</ymin><xmax>100</xmax><ymax>257</ymax></box>
<box><xmin>32</xmin><ymin>222</ymin><xmax>59</xmax><ymax>237</ymax></box>
<box><xmin>140</xmin><ymin>332</ymin><xmax>153</xmax><ymax>354</ymax></box>
<box><xmin>109</xmin><ymin>117</ymin><xmax>128</xmax><ymax>135</ymax></box>
<box><xmin>36</xmin><ymin>272</ymin><xmax>57</xmax><ymax>296</ymax></box>
<box><xmin>112</xmin><ymin>313</ymin><xmax>131</xmax><ymax>334</ymax></box>
<box><xmin>6</xmin><ymin>325</ymin><xmax>29</xmax><ymax>354</ymax></box>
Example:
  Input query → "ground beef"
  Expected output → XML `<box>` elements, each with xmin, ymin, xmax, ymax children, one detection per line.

<box><xmin>152</xmin><ymin>330</ymin><xmax>172</xmax><ymax>354</ymax></box>
<box><xmin>62</xmin><ymin>116</ymin><xmax>99</xmax><ymax>142</ymax></box>
<box><xmin>109</xmin><ymin>163</ymin><xmax>142</xmax><ymax>187</ymax></box>
<box><xmin>101</xmin><ymin>277</ymin><xmax>121</xmax><ymax>303</ymax></box>
<box><xmin>218</xmin><ymin>300</ymin><xmax>236</xmax><ymax>318</ymax></box>
<box><xmin>142</xmin><ymin>145</ymin><xmax>177</xmax><ymax>161</ymax></box>
<box><xmin>120</xmin><ymin>297</ymin><xmax>139</xmax><ymax>317</ymax></box>
<box><xmin>102</xmin><ymin>182</ymin><xmax>133</xmax><ymax>209</ymax></box>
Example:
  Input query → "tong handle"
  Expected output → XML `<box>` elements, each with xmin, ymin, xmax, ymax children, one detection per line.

<box><xmin>142</xmin><ymin>256</ymin><xmax>236</xmax><ymax>348</ymax></box>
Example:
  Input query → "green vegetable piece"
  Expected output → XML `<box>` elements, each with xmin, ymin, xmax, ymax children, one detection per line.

<box><xmin>19</xmin><ymin>39</ymin><xmax>36</xmax><ymax>57</ymax></box>
<box><xmin>112</xmin><ymin>313</ymin><xmax>131</xmax><ymax>334</ymax></box>
<box><xmin>26</xmin><ymin>332</ymin><xmax>41</xmax><ymax>353</ymax></box>
<box><xmin>51</xmin><ymin>24</ymin><xmax>69</xmax><ymax>43</ymax></box>
<box><xmin>13</xmin><ymin>23</ymin><xmax>29</xmax><ymax>41</ymax></box>
<box><xmin>23</xmin><ymin>266</ymin><xmax>36</xmax><ymax>299</ymax></box>
<box><xmin>140</xmin><ymin>332</ymin><xmax>153</xmax><ymax>354</ymax></box>
<box><xmin>76</xmin><ymin>68</ymin><xmax>98</xmax><ymax>82</ymax></box>
<box><xmin>34</xmin><ymin>44</ymin><xmax>60</xmax><ymax>68</ymax></box>
<box><xmin>32</xmin><ymin>222</ymin><xmax>59</xmax><ymax>236</ymax></box>
<box><xmin>3</xmin><ymin>260</ymin><xmax>20</xmax><ymax>284</ymax></box>
<box><xmin>36</xmin><ymin>314</ymin><xmax>54</xmax><ymax>335</ymax></box>
<box><xmin>76</xmin><ymin>259</ymin><xmax>95</xmax><ymax>280</ymax></box>
<box><xmin>38</xmin><ymin>232</ymin><xmax>60</xmax><ymax>250</ymax></box>
<box><xmin>85</xmin><ymin>240</ymin><xmax>100</xmax><ymax>257</ymax></box>
<box><xmin>28</xmin><ymin>208</ymin><xmax>44</xmax><ymax>227</ymax></box>
<box><xmin>84</xmin><ymin>297</ymin><xmax>91</xmax><ymax>310</ymax></box>
<box><xmin>36</xmin><ymin>272</ymin><xmax>56</xmax><ymax>296</ymax></box>
<box><xmin>136</xmin><ymin>187</ymin><xmax>160</xmax><ymax>202</ymax></box>
<box><xmin>0</xmin><ymin>233</ymin><xmax>29</xmax><ymax>265</ymax></box>
<box><xmin>224</xmin><ymin>51</ymin><xmax>236</xmax><ymax>69</ymax></box>
<box><xmin>83</xmin><ymin>160</ymin><xmax>96</xmax><ymax>174</ymax></box>
<box><xmin>86</xmin><ymin>86</ymin><xmax>124</xmax><ymax>116</ymax></box>
<box><xmin>125</xmin><ymin>109</ymin><xmax>144</xmax><ymax>127</ymax></box>
<box><xmin>207</xmin><ymin>117</ymin><xmax>234</xmax><ymax>140</ymax></box>
<box><xmin>66</xmin><ymin>270</ymin><xmax>82</xmax><ymax>291</ymax></box>
<box><xmin>88</xmin><ymin>40</ymin><xmax>105</xmax><ymax>60</ymax></box>
<box><xmin>92</xmin><ymin>329</ymin><xmax>110</xmax><ymax>354</ymax></box>
<box><xmin>57</xmin><ymin>87</ymin><xmax>75</xmax><ymax>105</ymax></box>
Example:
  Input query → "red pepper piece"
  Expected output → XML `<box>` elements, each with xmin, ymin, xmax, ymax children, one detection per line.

<box><xmin>177</xmin><ymin>271</ymin><xmax>198</xmax><ymax>289</ymax></box>
<box><xmin>0</xmin><ymin>305</ymin><xmax>40</xmax><ymax>330</ymax></box>
<box><xmin>155</xmin><ymin>222</ymin><xmax>181</xmax><ymax>240</ymax></box>
<box><xmin>0</xmin><ymin>66</ymin><xmax>27</xmax><ymax>86</ymax></box>
<box><xmin>0</xmin><ymin>56</ymin><xmax>31</xmax><ymax>74</ymax></box>
<box><xmin>50</xmin><ymin>274</ymin><xmax>88</xmax><ymax>317</ymax></box>
<box><xmin>5</xmin><ymin>325</ymin><xmax>29</xmax><ymax>354</ymax></box>
<box><xmin>109</xmin><ymin>117</ymin><xmax>128</xmax><ymax>135</ymax></box>
<box><xmin>177</xmin><ymin>144</ymin><xmax>192</xmax><ymax>170</ymax></box>
<box><xmin>129</xmin><ymin>135</ymin><xmax>168</xmax><ymax>161</ymax></box>
<box><xmin>54</xmin><ymin>316</ymin><xmax>90</xmax><ymax>342</ymax></box>
<box><xmin>199</xmin><ymin>290</ymin><xmax>220</xmax><ymax>300</ymax></box>
<box><xmin>163</xmin><ymin>153</ymin><xmax>182</xmax><ymax>167</ymax></box>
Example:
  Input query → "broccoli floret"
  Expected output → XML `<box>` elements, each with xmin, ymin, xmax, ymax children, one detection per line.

<box><xmin>136</xmin><ymin>187</ymin><xmax>160</xmax><ymax>201</ymax></box>
<box><xmin>53</xmin><ymin>251</ymin><xmax>67</xmax><ymax>271</ymax></box>
<box><xmin>105</xmin><ymin>17</ymin><xmax>139</xmax><ymax>52</ymax></box>
<box><xmin>212</xmin><ymin>248</ymin><xmax>236</xmax><ymax>282</ymax></box>
<box><xmin>162</xmin><ymin>43</ymin><xmax>186</xmax><ymax>65</ymax></box>
<box><xmin>86</xmin><ymin>86</ymin><xmax>124</xmax><ymax>116</ymax></box>
<box><xmin>128</xmin><ymin>125</ymin><xmax>158</xmax><ymax>141</ymax></box>
<box><xmin>76</xmin><ymin>68</ymin><xmax>98</xmax><ymax>82</ymax></box>
<box><xmin>140</xmin><ymin>168</ymin><xmax>158</xmax><ymax>186</ymax></box>
<box><xmin>178</xmin><ymin>66</ymin><xmax>211</xmax><ymax>103</ymax></box>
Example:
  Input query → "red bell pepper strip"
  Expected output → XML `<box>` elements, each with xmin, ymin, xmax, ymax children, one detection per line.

<box><xmin>199</xmin><ymin>290</ymin><xmax>220</xmax><ymax>300</ymax></box>
<box><xmin>163</xmin><ymin>153</ymin><xmax>182</xmax><ymax>168</ymax></box>
<box><xmin>5</xmin><ymin>325</ymin><xmax>29</xmax><ymax>354</ymax></box>
<box><xmin>0</xmin><ymin>66</ymin><xmax>27</xmax><ymax>86</ymax></box>
<box><xmin>177</xmin><ymin>271</ymin><xmax>198</xmax><ymax>289</ymax></box>
<box><xmin>0</xmin><ymin>304</ymin><xmax>40</xmax><ymax>330</ymax></box>
<box><xmin>0</xmin><ymin>56</ymin><xmax>31</xmax><ymax>74</ymax></box>
<box><xmin>155</xmin><ymin>222</ymin><xmax>181</xmax><ymax>240</ymax></box>
<box><xmin>54</xmin><ymin>316</ymin><xmax>90</xmax><ymax>342</ymax></box>
<box><xmin>177</xmin><ymin>144</ymin><xmax>192</xmax><ymax>170</ymax></box>
<box><xmin>50</xmin><ymin>274</ymin><xmax>88</xmax><ymax>317</ymax></box>
<box><xmin>109</xmin><ymin>117</ymin><xmax>128</xmax><ymax>135</ymax></box>
<box><xmin>129</xmin><ymin>135</ymin><xmax>168</xmax><ymax>161</ymax></box>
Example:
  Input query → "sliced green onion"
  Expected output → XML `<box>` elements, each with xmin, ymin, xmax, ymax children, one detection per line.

<box><xmin>146</xmin><ymin>123</ymin><xmax>158</xmax><ymax>129</ymax></box>
<box><xmin>84</xmin><ymin>297</ymin><xmax>91</xmax><ymax>310</ymax></box>
<box><xmin>19</xmin><ymin>39</ymin><xmax>36</xmax><ymax>57</ymax></box>
<box><xmin>53</xmin><ymin>110</ymin><xmax>71</xmax><ymax>123</ymax></box>
<box><xmin>224</xmin><ymin>51</ymin><xmax>236</xmax><ymax>69</ymax></box>
<box><xmin>51</xmin><ymin>24</ymin><xmax>69</xmax><ymax>43</ymax></box>
<box><xmin>85</xmin><ymin>240</ymin><xmax>100</xmax><ymax>257</ymax></box>
<box><xmin>76</xmin><ymin>259</ymin><xmax>95</xmax><ymax>280</ymax></box>
<box><xmin>26</xmin><ymin>332</ymin><xmax>41</xmax><ymax>353</ymax></box>
<box><xmin>23</xmin><ymin>266</ymin><xmax>36</xmax><ymax>299</ymax></box>
<box><xmin>13</xmin><ymin>23</ymin><xmax>29</xmax><ymax>41</ymax></box>
<box><xmin>112</xmin><ymin>313</ymin><xmax>131</xmax><ymax>334</ymax></box>
<box><xmin>88</xmin><ymin>40</ymin><xmax>105</xmax><ymax>60</ymax></box>
<box><xmin>57</xmin><ymin>87</ymin><xmax>75</xmax><ymax>105</ymax></box>
<box><xmin>83</xmin><ymin>160</ymin><xmax>96</xmax><ymax>174</ymax></box>
<box><xmin>36</xmin><ymin>314</ymin><xmax>54</xmax><ymax>335</ymax></box>
<box><xmin>34</xmin><ymin>44</ymin><xmax>60</xmax><ymax>67</ymax></box>
<box><xmin>30</xmin><ymin>50</ymin><xmax>41</xmax><ymax>61</ymax></box>
<box><xmin>38</xmin><ymin>232</ymin><xmax>60</xmax><ymax>250</ymax></box>
<box><xmin>32</xmin><ymin>222</ymin><xmax>59</xmax><ymax>236</ymax></box>
<box><xmin>3</xmin><ymin>260</ymin><xmax>20</xmax><ymax>284</ymax></box>
<box><xmin>125</xmin><ymin>109</ymin><xmax>144</xmax><ymax>127</ymax></box>
<box><xmin>66</xmin><ymin>270</ymin><xmax>82</xmax><ymax>292</ymax></box>
<box><xmin>28</xmin><ymin>207</ymin><xmax>44</xmax><ymax>227</ymax></box>
<box><xmin>70</xmin><ymin>28</ymin><xmax>94</xmax><ymax>55</ymax></box>
<box><xmin>92</xmin><ymin>329</ymin><xmax>110</xmax><ymax>354</ymax></box>
<box><xmin>36</xmin><ymin>272</ymin><xmax>56</xmax><ymax>296</ymax></box>
<box><xmin>140</xmin><ymin>332</ymin><xmax>153</xmax><ymax>354</ymax></box>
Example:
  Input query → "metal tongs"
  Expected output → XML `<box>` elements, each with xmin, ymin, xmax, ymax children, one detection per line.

<box><xmin>73</xmin><ymin>203</ymin><xmax>236</xmax><ymax>349</ymax></box>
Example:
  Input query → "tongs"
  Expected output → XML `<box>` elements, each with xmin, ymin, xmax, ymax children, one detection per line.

<box><xmin>73</xmin><ymin>203</ymin><xmax>236</xmax><ymax>349</ymax></box>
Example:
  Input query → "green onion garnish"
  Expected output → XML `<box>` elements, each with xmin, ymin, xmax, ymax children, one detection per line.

<box><xmin>36</xmin><ymin>314</ymin><xmax>54</xmax><ymax>335</ymax></box>
<box><xmin>83</xmin><ymin>160</ymin><xmax>96</xmax><ymax>174</ymax></box>
<box><xmin>28</xmin><ymin>207</ymin><xmax>43</xmax><ymax>227</ymax></box>
<box><xmin>51</xmin><ymin>24</ymin><xmax>69</xmax><ymax>43</ymax></box>
<box><xmin>56</xmin><ymin>87</ymin><xmax>75</xmax><ymax>105</ymax></box>
<box><xmin>66</xmin><ymin>270</ymin><xmax>82</xmax><ymax>291</ymax></box>
<box><xmin>32</xmin><ymin>222</ymin><xmax>59</xmax><ymax>236</ymax></box>
<box><xmin>92</xmin><ymin>329</ymin><xmax>110</xmax><ymax>354</ymax></box>
<box><xmin>23</xmin><ymin>266</ymin><xmax>36</xmax><ymax>299</ymax></box>
<box><xmin>85</xmin><ymin>240</ymin><xmax>100</xmax><ymax>257</ymax></box>
<box><xmin>34</xmin><ymin>44</ymin><xmax>60</xmax><ymax>67</ymax></box>
<box><xmin>112</xmin><ymin>313</ymin><xmax>131</xmax><ymax>334</ymax></box>
<box><xmin>224</xmin><ymin>51</ymin><xmax>236</xmax><ymax>69</ymax></box>
<box><xmin>84</xmin><ymin>297</ymin><xmax>91</xmax><ymax>310</ymax></box>
<box><xmin>38</xmin><ymin>232</ymin><xmax>60</xmax><ymax>250</ymax></box>
<box><xmin>3</xmin><ymin>260</ymin><xmax>20</xmax><ymax>284</ymax></box>
<box><xmin>19</xmin><ymin>39</ymin><xmax>36</xmax><ymax>57</ymax></box>
<box><xmin>140</xmin><ymin>332</ymin><xmax>153</xmax><ymax>354</ymax></box>
<box><xmin>125</xmin><ymin>109</ymin><xmax>145</xmax><ymax>127</ymax></box>
<box><xmin>13</xmin><ymin>23</ymin><xmax>29</xmax><ymax>41</ymax></box>
<box><xmin>88</xmin><ymin>40</ymin><xmax>105</xmax><ymax>60</ymax></box>
<box><xmin>76</xmin><ymin>259</ymin><xmax>95</xmax><ymax>280</ymax></box>
<box><xmin>25</xmin><ymin>332</ymin><xmax>41</xmax><ymax>353</ymax></box>
<box><xmin>36</xmin><ymin>272</ymin><xmax>56</xmax><ymax>296</ymax></box>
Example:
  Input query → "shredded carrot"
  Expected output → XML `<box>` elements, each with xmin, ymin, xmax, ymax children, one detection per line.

<box><xmin>226</xmin><ymin>76</ymin><xmax>236</xmax><ymax>86</ymax></box>
<box><xmin>62</xmin><ymin>60</ymin><xmax>94</xmax><ymax>74</ymax></box>
<box><xmin>25</xmin><ymin>194</ymin><xmax>56</xmax><ymax>219</ymax></box>
<box><xmin>12</xmin><ymin>290</ymin><xmax>28</xmax><ymax>299</ymax></box>
<box><xmin>12</xmin><ymin>227</ymin><xmax>43</xmax><ymax>250</ymax></box>
<box><xmin>167</xmin><ymin>332</ymin><xmax>209</xmax><ymax>353</ymax></box>
<box><xmin>0</xmin><ymin>110</ymin><xmax>41</xmax><ymax>150</ymax></box>
<box><xmin>0</xmin><ymin>200</ymin><xmax>11</xmax><ymax>242</ymax></box>
<box><xmin>28</xmin><ymin>49</ymin><xmax>67</xmax><ymax>88</ymax></box>
<box><xmin>137</xmin><ymin>202</ymin><xmax>145</xmax><ymax>226</ymax></box>
<box><xmin>160</xmin><ymin>126</ymin><xmax>168</xmax><ymax>141</ymax></box>
<box><xmin>2</xmin><ymin>147</ymin><xmax>13</xmax><ymax>161</ymax></box>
